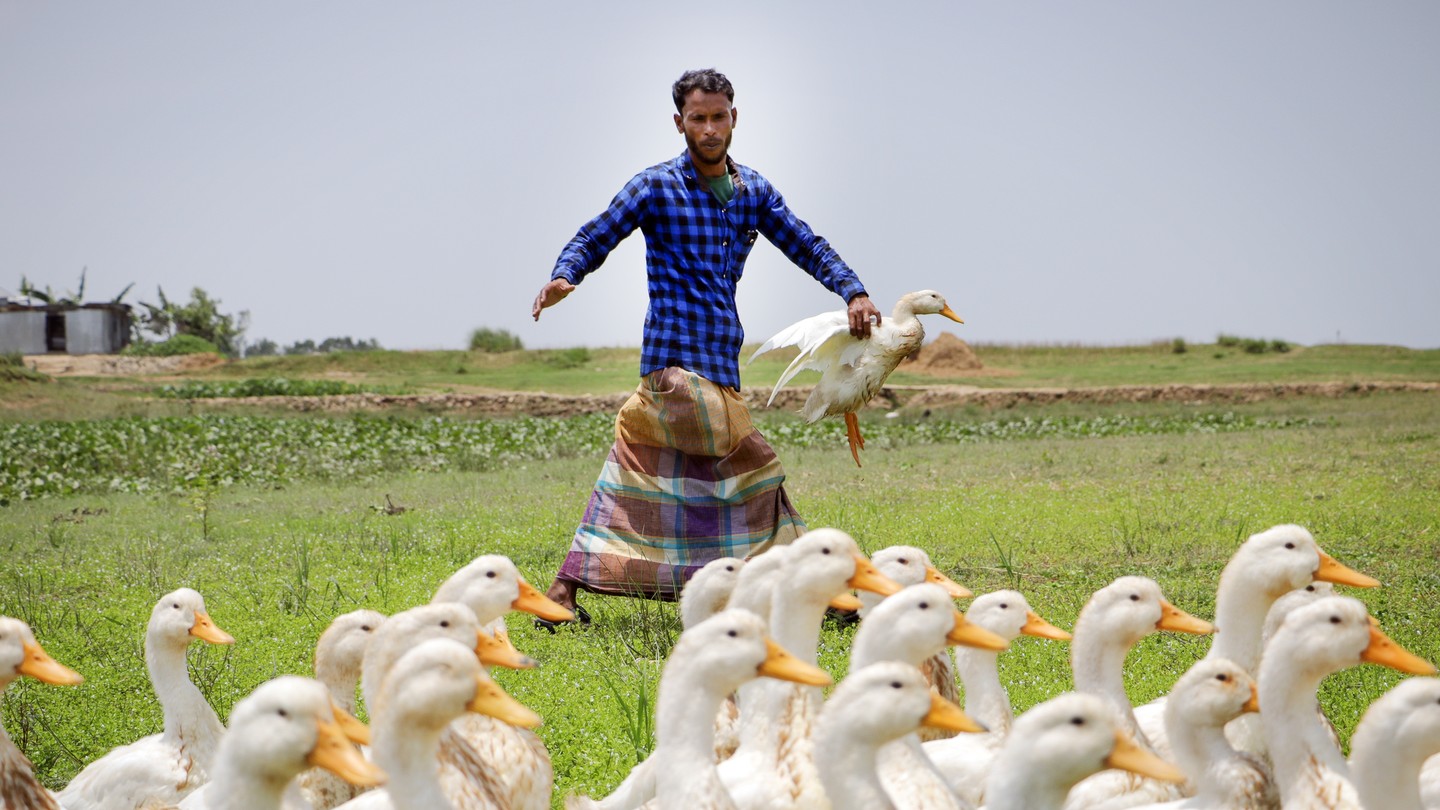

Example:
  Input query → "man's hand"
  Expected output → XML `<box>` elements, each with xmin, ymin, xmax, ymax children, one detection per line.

<box><xmin>847</xmin><ymin>294</ymin><xmax>882</xmax><ymax>339</ymax></box>
<box><xmin>532</xmin><ymin>278</ymin><xmax>576</xmax><ymax>321</ymax></box>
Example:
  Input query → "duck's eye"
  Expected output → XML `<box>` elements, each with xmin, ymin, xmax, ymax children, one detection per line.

<box><xmin>822</xmin><ymin>548</ymin><xmax>831</xmax><ymax>555</ymax></box>
<box><xmin>486</xmin><ymin>571</ymin><xmax>497</xmax><ymax>579</ymax></box>
<box><xmin>999</xmin><ymin>603</ymin><xmax>1009</xmax><ymax>610</ymax></box>
<box><xmin>1305</xmin><ymin>585</ymin><xmax>1316</xmax><ymax>592</ymax></box>
<box><xmin>440</xmin><ymin>620</ymin><xmax>451</xmax><ymax>628</ymax></box>
<box><xmin>1129</xmin><ymin>594</ymin><xmax>1140</xmax><ymax>602</ymax></box>
<box><xmin>918</xmin><ymin>602</ymin><xmax>929</xmax><ymax>610</ymax></box>
<box><xmin>725</xmin><ymin>565</ymin><xmax>734</xmax><ymax>572</ymax></box>
<box><xmin>727</xmin><ymin>629</ymin><xmax>737</xmax><ymax>638</ymax></box>
<box><xmin>1071</xmin><ymin>716</ymin><xmax>1085</xmax><ymax>726</ymax></box>
<box><xmin>897</xmin><ymin>558</ymin><xmax>908</xmax><ymax>565</ymax></box>
<box><xmin>890</xmin><ymin>681</ymin><xmax>902</xmax><ymax>690</ymax></box>
<box><xmin>1285</xmin><ymin>542</ymin><xmax>1296</xmax><ymax>549</ymax></box>
<box><xmin>361</xmin><ymin>625</ymin><xmax>372</xmax><ymax>631</ymax></box>
<box><xmin>277</xmin><ymin>708</ymin><xmax>289</xmax><ymax>718</ymax></box>
<box><xmin>172</xmin><ymin>603</ymin><xmax>180</xmax><ymax>609</ymax></box>
<box><xmin>1329</xmin><ymin>616</ymin><xmax>1341</xmax><ymax>624</ymax></box>
<box><xmin>1216</xmin><ymin>673</ymin><xmax>1229</xmax><ymax>682</ymax></box>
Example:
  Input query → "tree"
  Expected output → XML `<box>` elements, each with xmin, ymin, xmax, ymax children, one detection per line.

<box><xmin>245</xmin><ymin>338</ymin><xmax>280</xmax><ymax>357</ymax></box>
<box><xmin>18</xmin><ymin>268</ymin><xmax>133</xmax><ymax>306</ymax></box>
<box><xmin>135</xmin><ymin>286</ymin><xmax>250</xmax><ymax>357</ymax></box>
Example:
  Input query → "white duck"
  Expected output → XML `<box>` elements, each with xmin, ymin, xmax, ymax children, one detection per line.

<box><xmin>59</xmin><ymin>588</ymin><xmax>235</xmax><ymax>810</ymax></box>
<box><xmin>717</xmin><ymin>528</ymin><xmax>902</xmax><ymax>810</ymax></box>
<box><xmin>1062</xmin><ymin>577</ymin><xmax>1214</xmax><ymax>810</ymax></box>
<box><xmin>748</xmin><ymin>289</ymin><xmax>964</xmax><ymax>466</ymax></box>
<box><xmin>1350</xmin><ymin>677</ymin><xmax>1440</xmax><ymax>810</ymax></box>
<box><xmin>568</xmin><ymin>608</ymin><xmax>832</xmax><ymax>810</ymax></box>
<box><xmin>680</xmin><ymin>557</ymin><xmax>747</xmax><ymax>630</ymax></box>
<box><xmin>922</xmin><ymin>590</ymin><xmax>1073</xmax><ymax>807</ymax></box>
<box><xmin>1133</xmin><ymin>525</ymin><xmax>1378</xmax><ymax>756</ymax></box>
<box><xmin>1259</xmin><ymin>595</ymin><xmax>1435</xmax><ymax>809</ymax></box>
<box><xmin>290</xmin><ymin>609</ymin><xmax>388</xmax><ymax>810</ymax></box>
<box><xmin>815</xmin><ymin>661</ymin><xmax>982</xmax><ymax>810</ymax></box>
<box><xmin>175</xmin><ymin>676</ymin><xmax>384</xmax><ymax>810</ymax></box>
<box><xmin>856</xmin><ymin>545</ymin><xmax>973</xmax><ymax>732</ymax></box>
<box><xmin>430</xmin><ymin>555</ymin><xmax>569</xmax><ymax>810</ymax></box>
<box><xmin>1125</xmin><ymin>658</ymin><xmax>1275</xmax><ymax>810</ymax></box>
<box><xmin>333</xmin><ymin>638</ymin><xmax>541</xmax><ymax>810</ymax></box>
<box><xmin>0</xmin><ymin>616</ymin><xmax>84</xmax><ymax>810</ymax></box>
<box><xmin>985</xmin><ymin>693</ymin><xmax>1185</xmax><ymax>810</ymax></box>
<box><xmin>849</xmin><ymin>583</ymin><xmax>1007</xmax><ymax>810</ymax></box>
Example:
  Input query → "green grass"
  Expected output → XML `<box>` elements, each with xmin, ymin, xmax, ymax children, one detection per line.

<box><xmin>2</xmin><ymin>392</ymin><xmax>1438</xmax><ymax>805</ymax></box>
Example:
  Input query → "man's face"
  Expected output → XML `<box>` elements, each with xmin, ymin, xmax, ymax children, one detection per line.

<box><xmin>674</xmin><ymin>89</ymin><xmax>737</xmax><ymax>170</ymax></box>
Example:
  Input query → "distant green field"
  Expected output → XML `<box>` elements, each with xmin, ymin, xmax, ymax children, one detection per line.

<box><xmin>2</xmin><ymin>341</ymin><xmax>1437</xmax><ymax>422</ymax></box>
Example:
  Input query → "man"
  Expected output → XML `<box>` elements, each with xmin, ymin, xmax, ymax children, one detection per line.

<box><xmin>531</xmin><ymin>68</ymin><xmax>881</xmax><ymax>622</ymax></box>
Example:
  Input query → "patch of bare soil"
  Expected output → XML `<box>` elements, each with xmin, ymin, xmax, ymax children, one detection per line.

<box><xmin>904</xmin><ymin>331</ymin><xmax>984</xmax><ymax>374</ymax></box>
<box><xmin>23</xmin><ymin>353</ymin><xmax>227</xmax><ymax>376</ymax></box>
<box><xmin>182</xmin><ymin>380</ymin><xmax>1440</xmax><ymax>419</ymax></box>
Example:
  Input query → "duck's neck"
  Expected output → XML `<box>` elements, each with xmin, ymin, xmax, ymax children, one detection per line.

<box><xmin>204</xmin><ymin>759</ymin><xmax>292</xmax><ymax>810</ymax></box>
<box><xmin>374</xmin><ymin>713</ymin><xmax>455</xmax><ymax>810</ymax></box>
<box><xmin>1259</xmin><ymin>653</ymin><xmax>1352</xmax><ymax>805</ymax></box>
<box><xmin>315</xmin><ymin>659</ymin><xmax>360</xmax><ymax>714</ymax></box>
<box><xmin>1350</xmin><ymin>721</ymin><xmax>1428</xmax><ymax>810</ymax></box>
<box><xmin>1205</xmin><ymin>570</ymin><xmax>1276</xmax><ymax>673</ymax></box>
<box><xmin>816</xmin><ymin>733</ymin><xmax>894</xmax><ymax>810</ymax></box>
<box><xmin>955</xmin><ymin>647</ymin><xmax>1013</xmax><ymax>734</ymax></box>
<box><xmin>147</xmin><ymin>635</ymin><xmax>224</xmax><ymax>749</ymax></box>
<box><xmin>985</xmin><ymin>749</ymin><xmax>1072</xmax><ymax>810</ymax></box>
<box><xmin>1167</xmin><ymin>714</ymin><xmax>1241</xmax><ymax>803</ymax></box>
<box><xmin>0</xmin><ymin>721</ymin><xmax>62</xmax><ymax>810</ymax></box>
<box><xmin>654</xmin><ymin>665</ymin><xmax>734</xmax><ymax>806</ymax></box>
<box><xmin>1070</xmin><ymin>621</ymin><xmax>1143</xmax><ymax>737</ymax></box>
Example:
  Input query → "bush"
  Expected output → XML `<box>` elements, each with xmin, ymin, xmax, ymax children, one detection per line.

<box><xmin>1217</xmin><ymin>334</ymin><xmax>1241</xmax><ymax>347</ymax></box>
<box><xmin>1171</xmin><ymin>338</ymin><xmax>1188</xmax><ymax>354</ymax></box>
<box><xmin>122</xmin><ymin>334</ymin><xmax>221</xmax><ymax>357</ymax></box>
<box><xmin>245</xmin><ymin>338</ymin><xmax>280</xmax><ymax>357</ymax></box>
<box><xmin>541</xmin><ymin>347</ymin><xmax>592</xmax><ymax>369</ymax></box>
<box><xmin>469</xmin><ymin>327</ymin><xmax>524</xmax><ymax>353</ymax></box>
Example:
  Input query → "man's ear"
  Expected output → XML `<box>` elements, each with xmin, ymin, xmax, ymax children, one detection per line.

<box><xmin>731</xmin><ymin>107</ymin><xmax>739</xmax><ymax>128</ymax></box>
<box><xmin>674</xmin><ymin>112</ymin><xmax>684</xmax><ymax>133</ymax></box>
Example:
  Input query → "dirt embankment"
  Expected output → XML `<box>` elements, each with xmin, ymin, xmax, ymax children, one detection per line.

<box><xmin>187</xmin><ymin>380</ymin><xmax>1440</xmax><ymax>418</ymax></box>
<box><xmin>23</xmin><ymin>353</ymin><xmax>227</xmax><ymax>377</ymax></box>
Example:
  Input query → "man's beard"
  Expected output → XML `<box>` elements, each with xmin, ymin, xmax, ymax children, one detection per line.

<box><xmin>687</xmin><ymin>131</ymin><xmax>731</xmax><ymax>167</ymax></box>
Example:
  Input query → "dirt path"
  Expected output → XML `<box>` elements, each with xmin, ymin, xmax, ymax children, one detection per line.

<box><xmin>188</xmin><ymin>380</ymin><xmax>1440</xmax><ymax>418</ymax></box>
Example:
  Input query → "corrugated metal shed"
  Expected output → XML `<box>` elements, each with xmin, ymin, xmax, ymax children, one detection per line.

<box><xmin>0</xmin><ymin>303</ymin><xmax>133</xmax><ymax>355</ymax></box>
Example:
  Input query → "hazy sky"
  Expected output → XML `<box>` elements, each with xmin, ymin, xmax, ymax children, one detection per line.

<box><xmin>2</xmin><ymin>2</ymin><xmax>1437</xmax><ymax>354</ymax></box>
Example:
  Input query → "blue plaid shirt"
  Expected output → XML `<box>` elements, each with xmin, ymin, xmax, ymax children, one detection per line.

<box><xmin>550</xmin><ymin>151</ymin><xmax>867</xmax><ymax>390</ymax></box>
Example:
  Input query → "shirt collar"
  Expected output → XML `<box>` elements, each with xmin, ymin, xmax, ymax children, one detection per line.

<box><xmin>677</xmin><ymin>150</ymin><xmax>746</xmax><ymax>193</ymax></box>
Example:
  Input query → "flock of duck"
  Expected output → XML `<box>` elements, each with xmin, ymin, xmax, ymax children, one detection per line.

<box><xmin>3</xmin><ymin>524</ymin><xmax>1439</xmax><ymax>809</ymax></box>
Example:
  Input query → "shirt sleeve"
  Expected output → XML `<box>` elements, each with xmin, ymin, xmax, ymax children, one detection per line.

<box><xmin>550</xmin><ymin>172</ymin><xmax>651</xmax><ymax>285</ymax></box>
<box><xmin>756</xmin><ymin>181</ymin><xmax>868</xmax><ymax>303</ymax></box>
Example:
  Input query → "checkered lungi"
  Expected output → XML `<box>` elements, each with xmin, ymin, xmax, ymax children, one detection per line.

<box><xmin>555</xmin><ymin>367</ymin><xmax>805</xmax><ymax>600</ymax></box>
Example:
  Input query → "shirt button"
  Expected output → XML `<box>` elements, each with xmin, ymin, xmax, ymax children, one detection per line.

<box><xmin>723</xmin><ymin>239</ymin><xmax>729</xmax><ymax>246</ymax></box>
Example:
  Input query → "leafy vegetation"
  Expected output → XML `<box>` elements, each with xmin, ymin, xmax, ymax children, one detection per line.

<box><xmin>154</xmin><ymin>378</ymin><xmax>405</xmax><ymax>399</ymax></box>
<box><xmin>121</xmin><ymin>334</ymin><xmax>221</xmax><ymax>357</ymax></box>
<box><xmin>0</xmin><ymin>410</ymin><xmax>1315</xmax><ymax>504</ymax></box>
<box><xmin>133</xmin><ymin>286</ymin><xmax>249</xmax><ymax>357</ymax></box>
<box><xmin>469</xmin><ymin>327</ymin><xmax>524</xmax><ymax>353</ymax></box>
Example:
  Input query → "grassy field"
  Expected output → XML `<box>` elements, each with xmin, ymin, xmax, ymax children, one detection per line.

<box><xmin>3</xmin><ymin>340</ymin><xmax>1438</xmax><ymax>421</ymax></box>
<box><xmin>1</xmin><ymin>347</ymin><xmax>1438</xmax><ymax>806</ymax></box>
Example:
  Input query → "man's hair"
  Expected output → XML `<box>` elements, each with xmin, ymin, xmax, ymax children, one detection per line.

<box><xmin>672</xmin><ymin>69</ymin><xmax>734</xmax><ymax>112</ymax></box>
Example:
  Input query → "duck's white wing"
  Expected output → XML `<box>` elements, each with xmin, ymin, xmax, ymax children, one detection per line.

<box><xmin>748</xmin><ymin>312</ymin><xmax>860</xmax><ymax>407</ymax></box>
<box><xmin>59</xmin><ymin>734</ymin><xmax>198</xmax><ymax>810</ymax></box>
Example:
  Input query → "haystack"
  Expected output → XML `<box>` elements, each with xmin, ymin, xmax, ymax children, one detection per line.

<box><xmin>905</xmin><ymin>332</ymin><xmax>983</xmax><ymax>374</ymax></box>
